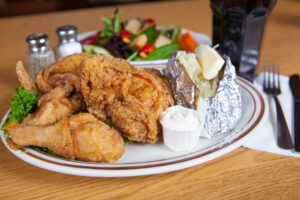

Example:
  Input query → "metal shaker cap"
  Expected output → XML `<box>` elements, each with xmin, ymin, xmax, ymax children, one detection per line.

<box><xmin>26</xmin><ymin>33</ymin><xmax>50</xmax><ymax>53</ymax></box>
<box><xmin>56</xmin><ymin>25</ymin><xmax>78</xmax><ymax>43</ymax></box>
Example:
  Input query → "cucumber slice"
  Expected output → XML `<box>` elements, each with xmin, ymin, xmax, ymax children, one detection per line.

<box><xmin>92</xmin><ymin>46</ymin><xmax>112</xmax><ymax>55</ymax></box>
<box><xmin>82</xmin><ymin>44</ymin><xmax>112</xmax><ymax>55</ymax></box>
<box><xmin>82</xmin><ymin>44</ymin><xmax>94</xmax><ymax>54</ymax></box>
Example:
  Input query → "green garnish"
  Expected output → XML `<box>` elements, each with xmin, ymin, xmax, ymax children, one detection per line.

<box><xmin>100</xmin><ymin>17</ymin><xmax>113</xmax><ymax>39</ymax></box>
<box><xmin>171</xmin><ymin>26</ymin><xmax>182</xmax><ymax>42</ymax></box>
<box><xmin>102</xmin><ymin>17</ymin><xmax>112</xmax><ymax>25</ymax></box>
<box><xmin>100</xmin><ymin>10</ymin><xmax>123</xmax><ymax>40</ymax></box>
<box><xmin>124</xmin><ymin>138</ymin><xmax>132</xmax><ymax>146</ymax></box>
<box><xmin>113</xmin><ymin>11</ymin><xmax>122</xmax><ymax>34</ymax></box>
<box><xmin>142</xmin><ymin>26</ymin><xmax>157</xmax><ymax>44</ymax></box>
<box><xmin>1</xmin><ymin>87</ymin><xmax>64</xmax><ymax>158</ymax></box>
<box><xmin>130</xmin><ymin>34</ymin><xmax>137</xmax><ymax>41</ymax></box>
<box><xmin>108</xmin><ymin>122</ymin><xmax>115</xmax><ymax>127</ymax></box>
<box><xmin>161</xmin><ymin>69</ymin><xmax>166</xmax><ymax>76</ymax></box>
<box><xmin>82</xmin><ymin>44</ymin><xmax>112</xmax><ymax>55</ymax></box>
<box><xmin>160</xmin><ymin>26</ymin><xmax>167</xmax><ymax>36</ymax></box>
<box><xmin>126</xmin><ymin>51</ymin><xmax>139</xmax><ymax>61</ymax></box>
<box><xmin>31</xmin><ymin>146</ymin><xmax>64</xmax><ymax>158</ymax></box>
<box><xmin>143</xmin><ymin>42</ymin><xmax>180</xmax><ymax>61</ymax></box>
<box><xmin>2</xmin><ymin>86</ymin><xmax>38</xmax><ymax>129</ymax></box>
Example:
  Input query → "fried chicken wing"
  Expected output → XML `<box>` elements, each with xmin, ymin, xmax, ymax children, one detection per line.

<box><xmin>36</xmin><ymin>53</ymin><xmax>91</xmax><ymax>93</ymax></box>
<box><xmin>16</xmin><ymin>61</ymin><xmax>38</xmax><ymax>93</ymax></box>
<box><xmin>81</xmin><ymin>54</ymin><xmax>174</xmax><ymax>143</ymax></box>
<box><xmin>4</xmin><ymin>113</ymin><xmax>125</xmax><ymax>163</ymax></box>
<box><xmin>23</xmin><ymin>85</ymin><xmax>85</xmax><ymax>126</ymax></box>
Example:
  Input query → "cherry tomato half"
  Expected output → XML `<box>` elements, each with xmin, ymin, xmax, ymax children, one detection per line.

<box><xmin>141</xmin><ymin>44</ymin><xmax>155</xmax><ymax>55</ymax></box>
<box><xmin>80</xmin><ymin>31</ymin><xmax>101</xmax><ymax>45</ymax></box>
<box><xmin>144</xmin><ymin>18</ymin><xmax>155</xmax><ymax>25</ymax></box>
<box><xmin>119</xmin><ymin>30</ymin><xmax>132</xmax><ymax>38</ymax></box>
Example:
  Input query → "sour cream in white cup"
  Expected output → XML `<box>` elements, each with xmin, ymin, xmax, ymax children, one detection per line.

<box><xmin>159</xmin><ymin>105</ymin><xmax>205</xmax><ymax>152</ymax></box>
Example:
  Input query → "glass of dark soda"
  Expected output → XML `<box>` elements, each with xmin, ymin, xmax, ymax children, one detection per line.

<box><xmin>211</xmin><ymin>0</ymin><xmax>276</xmax><ymax>79</ymax></box>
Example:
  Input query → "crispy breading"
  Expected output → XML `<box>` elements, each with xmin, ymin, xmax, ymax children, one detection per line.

<box><xmin>81</xmin><ymin>54</ymin><xmax>174</xmax><ymax>143</ymax></box>
<box><xmin>4</xmin><ymin>113</ymin><xmax>125</xmax><ymax>163</ymax></box>
<box><xmin>23</xmin><ymin>85</ymin><xmax>85</xmax><ymax>126</ymax></box>
<box><xmin>36</xmin><ymin>53</ymin><xmax>91</xmax><ymax>93</ymax></box>
<box><xmin>16</xmin><ymin>61</ymin><xmax>38</xmax><ymax>93</ymax></box>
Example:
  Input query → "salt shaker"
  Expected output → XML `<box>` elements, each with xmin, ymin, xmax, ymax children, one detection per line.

<box><xmin>26</xmin><ymin>33</ymin><xmax>55</xmax><ymax>82</ymax></box>
<box><xmin>56</xmin><ymin>25</ymin><xmax>82</xmax><ymax>58</ymax></box>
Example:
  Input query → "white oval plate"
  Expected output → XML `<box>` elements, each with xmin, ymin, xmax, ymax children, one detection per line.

<box><xmin>78</xmin><ymin>28</ymin><xmax>212</xmax><ymax>69</ymax></box>
<box><xmin>0</xmin><ymin>77</ymin><xmax>266</xmax><ymax>177</ymax></box>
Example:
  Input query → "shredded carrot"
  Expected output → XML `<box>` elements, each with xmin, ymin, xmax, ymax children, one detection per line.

<box><xmin>178</xmin><ymin>32</ymin><xmax>198</xmax><ymax>52</ymax></box>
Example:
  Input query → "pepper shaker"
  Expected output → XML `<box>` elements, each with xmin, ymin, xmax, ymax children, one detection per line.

<box><xmin>26</xmin><ymin>33</ymin><xmax>55</xmax><ymax>82</ymax></box>
<box><xmin>56</xmin><ymin>25</ymin><xmax>82</xmax><ymax>59</ymax></box>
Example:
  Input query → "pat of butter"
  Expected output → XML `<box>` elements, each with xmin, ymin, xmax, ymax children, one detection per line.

<box><xmin>195</xmin><ymin>45</ymin><xmax>225</xmax><ymax>80</ymax></box>
<box><xmin>160</xmin><ymin>105</ymin><xmax>205</xmax><ymax>152</ymax></box>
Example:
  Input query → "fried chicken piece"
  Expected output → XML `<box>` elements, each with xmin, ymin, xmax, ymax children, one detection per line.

<box><xmin>23</xmin><ymin>85</ymin><xmax>85</xmax><ymax>126</ymax></box>
<box><xmin>81</xmin><ymin>54</ymin><xmax>174</xmax><ymax>143</ymax></box>
<box><xmin>4</xmin><ymin>113</ymin><xmax>125</xmax><ymax>163</ymax></box>
<box><xmin>143</xmin><ymin>68</ymin><xmax>174</xmax><ymax>104</ymax></box>
<box><xmin>36</xmin><ymin>53</ymin><xmax>91</xmax><ymax>93</ymax></box>
<box><xmin>16</xmin><ymin>61</ymin><xmax>38</xmax><ymax>93</ymax></box>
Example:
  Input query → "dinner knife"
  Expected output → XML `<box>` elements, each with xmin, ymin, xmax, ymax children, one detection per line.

<box><xmin>289</xmin><ymin>74</ymin><xmax>300</xmax><ymax>152</ymax></box>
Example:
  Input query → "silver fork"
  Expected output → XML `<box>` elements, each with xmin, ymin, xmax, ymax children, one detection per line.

<box><xmin>263</xmin><ymin>62</ymin><xmax>293</xmax><ymax>149</ymax></box>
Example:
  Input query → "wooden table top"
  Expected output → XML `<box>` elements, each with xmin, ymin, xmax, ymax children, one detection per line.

<box><xmin>0</xmin><ymin>0</ymin><xmax>300</xmax><ymax>199</ymax></box>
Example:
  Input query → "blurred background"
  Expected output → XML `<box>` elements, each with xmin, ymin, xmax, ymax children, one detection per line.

<box><xmin>0</xmin><ymin>0</ymin><xmax>183</xmax><ymax>17</ymax></box>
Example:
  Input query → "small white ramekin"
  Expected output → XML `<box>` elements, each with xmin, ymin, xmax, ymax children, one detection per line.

<box><xmin>160</xmin><ymin>106</ymin><xmax>205</xmax><ymax>152</ymax></box>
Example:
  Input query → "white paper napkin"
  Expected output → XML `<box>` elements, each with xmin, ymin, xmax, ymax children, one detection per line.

<box><xmin>242</xmin><ymin>73</ymin><xmax>300</xmax><ymax>158</ymax></box>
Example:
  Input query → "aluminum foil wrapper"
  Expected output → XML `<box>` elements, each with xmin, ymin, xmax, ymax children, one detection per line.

<box><xmin>165</xmin><ymin>53</ymin><xmax>198</xmax><ymax>109</ymax></box>
<box><xmin>165</xmin><ymin>53</ymin><xmax>242</xmax><ymax>137</ymax></box>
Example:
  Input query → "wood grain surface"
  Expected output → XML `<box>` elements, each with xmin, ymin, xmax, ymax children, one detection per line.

<box><xmin>0</xmin><ymin>0</ymin><xmax>300</xmax><ymax>199</ymax></box>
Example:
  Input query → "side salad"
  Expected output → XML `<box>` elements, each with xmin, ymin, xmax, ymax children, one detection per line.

<box><xmin>80</xmin><ymin>10</ymin><xmax>199</xmax><ymax>61</ymax></box>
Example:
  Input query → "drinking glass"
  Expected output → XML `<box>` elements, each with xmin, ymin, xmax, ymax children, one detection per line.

<box><xmin>211</xmin><ymin>0</ymin><xmax>276</xmax><ymax>79</ymax></box>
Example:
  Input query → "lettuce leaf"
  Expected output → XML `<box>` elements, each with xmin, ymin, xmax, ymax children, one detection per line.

<box><xmin>2</xmin><ymin>86</ymin><xmax>38</xmax><ymax>128</ymax></box>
